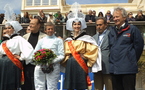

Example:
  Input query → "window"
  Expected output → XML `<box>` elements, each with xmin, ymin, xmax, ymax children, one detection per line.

<box><xmin>34</xmin><ymin>0</ymin><xmax>40</xmax><ymax>5</ymax></box>
<box><xmin>42</xmin><ymin>0</ymin><xmax>49</xmax><ymax>5</ymax></box>
<box><xmin>51</xmin><ymin>0</ymin><xmax>57</xmax><ymax>5</ymax></box>
<box><xmin>26</xmin><ymin>0</ymin><xmax>32</xmax><ymax>6</ymax></box>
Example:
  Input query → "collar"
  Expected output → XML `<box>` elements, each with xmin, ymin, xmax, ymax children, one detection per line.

<box><xmin>116</xmin><ymin>23</ymin><xmax>125</xmax><ymax>29</ymax></box>
<box><xmin>71</xmin><ymin>32</ymin><xmax>86</xmax><ymax>40</ymax></box>
<box><xmin>118</xmin><ymin>24</ymin><xmax>130</xmax><ymax>34</ymax></box>
<box><xmin>46</xmin><ymin>34</ymin><xmax>55</xmax><ymax>38</ymax></box>
<box><xmin>115</xmin><ymin>21</ymin><xmax>130</xmax><ymax>34</ymax></box>
<box><xmin>10</xmin><ymin>34</ymin><xmax>19</xmax><ymax>38</ymax></box>
<box><xmin>98</xmin><ymin>29</ymin><xmax>107</xmax><ymax>36</ymax></box>
<box><xmin>31</xmin><ymin>31</ymin><xmax>39</xmax><ymax>35</ymax></box>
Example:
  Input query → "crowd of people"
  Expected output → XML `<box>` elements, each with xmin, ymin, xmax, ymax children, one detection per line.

<box><xmin>1</xmin><ymin>8</ymin><xmax>145</xmax><ymax>25</ymax></box>
<box><xmin>0</xmin><ymin>2</ymin><xmax>144</xmax><ymax>90</ymax></box>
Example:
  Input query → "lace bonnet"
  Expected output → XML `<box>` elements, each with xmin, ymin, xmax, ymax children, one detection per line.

<box><xmin>66</xmin><ymin>2</ymin><xmax>87</xmax><ymax>31</ymax></box>
<box><xmin>4</xmin><ymin>4</ymin><xmax>22</xmax><ymax>33</ymax></box>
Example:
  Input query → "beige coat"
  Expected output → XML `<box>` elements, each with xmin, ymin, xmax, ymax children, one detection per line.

<box><xmin>23</xmin><ymin>31</ymin><xmax>47</xmax><ymax>41</ymax></box>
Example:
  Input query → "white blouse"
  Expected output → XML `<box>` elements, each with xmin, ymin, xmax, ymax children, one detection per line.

<box><xmin>0</xmin><ymin>36</ymin><xmax>34</xmax><ymax>64</ymax></box>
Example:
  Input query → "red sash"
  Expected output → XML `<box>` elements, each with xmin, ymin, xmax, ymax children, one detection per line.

<box><xmin>2</xmin><ymin>42</ymin><xmax>24</xmax><ymax>85</ymax></box>
<box><xmin>68</xmin><ymin>41</ymin><xmax>92</xmax><ymax>89</ymax></box>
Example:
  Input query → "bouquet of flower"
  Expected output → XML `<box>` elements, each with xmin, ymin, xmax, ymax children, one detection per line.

<box><xmin>33</xmin><ymin>49</ymin><xmax>57</xmax><ymax>73</ymax></box>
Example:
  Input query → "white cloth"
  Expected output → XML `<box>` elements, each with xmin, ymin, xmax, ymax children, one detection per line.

<box><xmin>65</xmin><ymin>35</ymin><xmax>97</xmax><ymax>46</ymax></box>
<box><xmin>0</xmin><ymin>36</ymin><xmax>34</xmax><ymax>64</ymax></box>
<box><xmin>78</xmin><ymin>35</ymin><xmax>102</xmax><ymax>73</ymax></box>
<box><xmin>91</xmin><ymin>47</ymin><xmax>102</xmax><ymax>72</ymax></box>
<box><xmin>34</xmin><ymin>34</ymin><xmax>64</xmax><ymax>90</ymax></box>
<box><xmin>7</xmin><ymin>21</ymin><xmax>23</xmax><ymax>33</ymax></box>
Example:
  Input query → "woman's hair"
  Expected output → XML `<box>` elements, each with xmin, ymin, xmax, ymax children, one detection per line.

<box><xmin>98</xmin><ymin>12</ymin><xmax>104</xmax><ymax>17</ymax></box>
<box><xmin>72</xmin><ymin>20</ymin><xmax>81</xmax><ymax>25</ymax></box>
<box><xmin>24</xmin><ymin>12</ymin><xmax>29</xmax><ymax>18</ymax></box>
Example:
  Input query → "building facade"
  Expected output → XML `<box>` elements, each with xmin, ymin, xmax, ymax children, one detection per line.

<box><xmin>21</xmin><ymin>0</ymin><xmax>145</xmax><ymax>17</ymax></box>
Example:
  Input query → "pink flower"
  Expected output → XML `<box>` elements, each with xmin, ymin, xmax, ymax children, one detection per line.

<box><xmin>42</xmin><ymin>51</ymin><xmax>46</xmax><ymax>54</ymax></box>
<box><xmin>33</xmin><ymin>49</ymin><xmax>56</xmax><ymax>65</ymax></box>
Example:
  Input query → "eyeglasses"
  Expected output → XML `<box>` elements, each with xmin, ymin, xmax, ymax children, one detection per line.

<box><xmin>107</xmin><ymin>13</ymin><xmax>110</xmax><ymax>14</ymax></box>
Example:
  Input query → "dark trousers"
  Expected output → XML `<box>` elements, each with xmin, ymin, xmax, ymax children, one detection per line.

<box><xmin>21</xmin><ymin>63</ymin><xmax>35</xmax><ymax>90</ymax></box>
<box><xmin>111</xmin><ymin>74</ymin><xmax>136</xmax><ymax>90</ymax></box>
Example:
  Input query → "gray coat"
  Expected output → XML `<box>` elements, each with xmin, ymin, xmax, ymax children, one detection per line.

<box><xmin>93</xmin><ymin>30</ymin><xmax>110</xmax><ymax>74</ymax></box>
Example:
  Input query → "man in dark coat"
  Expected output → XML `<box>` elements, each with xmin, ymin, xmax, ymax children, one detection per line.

<box><xmin>109</xmin><ymin>7</ymin><xmax>144</xmax><ymax>90</ymax></box>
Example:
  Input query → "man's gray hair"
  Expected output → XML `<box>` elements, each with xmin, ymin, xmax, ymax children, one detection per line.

<box><xmin>113</xmin><ymin>7</ymin><xmax>127</xmax><ymax>18</ymax></box>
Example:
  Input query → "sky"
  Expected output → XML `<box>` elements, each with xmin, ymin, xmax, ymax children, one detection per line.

<box><xmin>0</xmin><ymin>0</ymin><xmax>128</xmax><ymax>14</ymax></box>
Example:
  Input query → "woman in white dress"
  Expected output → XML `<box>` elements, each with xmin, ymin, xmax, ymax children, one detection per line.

<box><xmin>0</xmin><ymin>20</ymin><xmax>34</xmax><ymax>90</ymax></box>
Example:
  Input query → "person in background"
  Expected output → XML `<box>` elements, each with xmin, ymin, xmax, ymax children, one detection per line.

<box><xmin>1</xmin><ymin>27</ymin><xmax>9</xmax><ymax>42</ymax></box>
<box><xmin>21</xmin><ymin>12</ymin><xmax>30</xmax><ymax>23</ymax></box>
<box><xmin>16</xmin><ymin>14</ymin><xmax>21</xmax><ymax>23</ymax></box>
<box><xmin>38</xmin><ymin>13</ymin><xmax>47</xmax><ymax>23</ymax></box>
<box><xmin>92</xmin><ymin>10</ymin><xmax>97</xmax><ymax>19</ymax></box>
<box><xmin>105</xmin><ymin>10</ymin><xmax>113</xmax><ymax>23</ymax></box>
<box><xmin>29</xmin><ymin>14</ymin><xmax>33</xmax><ymax>21</ymax></box>
<box><xmin>109</xmin><ymin>7</ymin><xmax>144</xmax><ymax>90</ymax></box>
<box><xmin>127</xmin><ymin>12</ymin><xmax>135</xmax><ymax>21</ymax></box>
<box><xmin>97</xmin><ymin>12</ymin><xmax>104</xmax><ymax>17</ymax></box>
<box><xmin>47</xmin><ymin>12</ymin><xmax>55</xmax><ymax>24</ymax></box>
<box><xmin>54</xmin><ymin>11</ymin><xmax>64</xmax><ymax>23</ymax></box>
<box><xmin>21</xmin><ymin>18</ymin><xmax>47</xmax><ymax>90</ymax></box>
<box><xmin>135</xmin><ymin>10</ymin><xmax>145</xmax><ymax>21</ymax></box>
<box><xmin>64</xmin><ymin>12</ymin><xmax>69</xmax><ymax>22</ymax></box>
<box><xmin>85</xmin><ymin>9</ymin><xmax>97</xmax><ymax>36</ymax></box>
<box><xmin>85</xmin><ymin>9</ymin><xmax>96</xmax><ymax>23</ymax></box>
<box><xmin>38</xmin><ymin>9</ymin><xmax>43</xmax><ymax>17</ymax></box>
<box><xmin>0</xmin><ymin>14</ymin><xmax>4</xmax><ymax>24</ymax></box>
<box><xmin>93</xmin><ymin>17</ymin><xmax>112</xmax><ymax>90</ymax></box>
<box><xmin>34</xmin><ymin>22</ymin><xmax>64</xmax><ymax>90</ymax></box>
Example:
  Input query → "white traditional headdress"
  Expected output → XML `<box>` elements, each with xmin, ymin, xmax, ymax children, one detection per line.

<box><xmin>4</xmin><ymin>4</ymin><xmax>22</xmax><ymax>33</ymax></box>
<box><xmin>66</xmin><ymin>2</ymin><xmax>87</xmax><ymax>31</ymax></box>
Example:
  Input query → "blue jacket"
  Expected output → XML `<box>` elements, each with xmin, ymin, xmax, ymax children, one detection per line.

<box><xmin>109</xmin><ymin>22</ymin><xmax>144</xmax><ymax>74</ymax></box>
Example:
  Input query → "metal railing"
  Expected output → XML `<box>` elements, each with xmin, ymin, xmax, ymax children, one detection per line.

<box><xmin>0</xmin><ymin>21</ymin><xmax>145</xmax><ymax>38</ymax></box>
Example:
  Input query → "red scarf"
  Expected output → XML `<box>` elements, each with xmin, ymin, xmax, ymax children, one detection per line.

<box><xmin>68</xmin><ymin>41</ymin><xmax>92</xmax><ymax>89</ymax></box>
<box><xmin>2</xmin><ymin>42</ymin><xmax>24</xmax><ymax>85</ymax></box>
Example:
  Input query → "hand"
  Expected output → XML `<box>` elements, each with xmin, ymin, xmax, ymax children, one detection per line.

<box><xmin>14</xmin><ymin>54</ymin><xmax>20</xmax><ymax>59</ymax></box>
<box><xmin>88</xmin><ymin>20</ymin><xmax>93</xmax><ymax>23</ymax></box>
<box><xmin>107</xmin><ymin>20</ymin><xmax>110</xmax><ymax>23</ymax></box>
<box><xmin>87</xmin><ymin>62</ymin><xmax>91</xmax><ymax>67</ymax></box>
<box><xmin>129</xmin><ymin>15</ymin><xmax>133</xmax><ymax>18</ymax></box>
<box><xmin>138</xmin><ymin>14</ymin><xmax>142</xmax><ymax>17</ymax></box>
<box><xmin>57</xmin><ymin>36</ymin><xmax>63</xmax><ymax>40</ymax></box>
<box><xmin>56</xmin><ymin>19</ymin><xmax>60</xmax><ymax>22</ymax></box>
